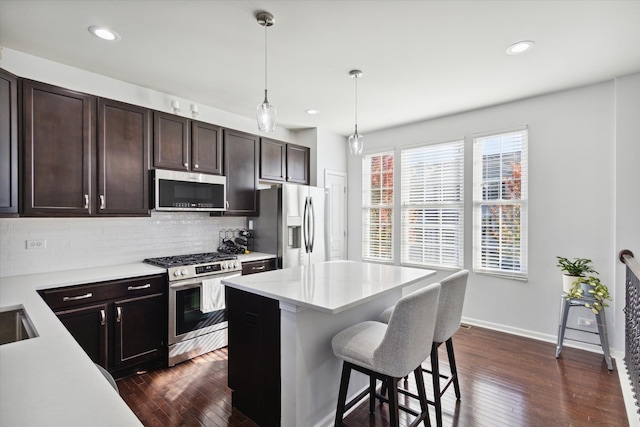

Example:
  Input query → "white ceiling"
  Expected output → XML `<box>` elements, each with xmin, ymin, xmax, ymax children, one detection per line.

<box><xmin>1</xmin><ymin>0</ymin><xmax>640</xmax><ymax>136</ymax></box>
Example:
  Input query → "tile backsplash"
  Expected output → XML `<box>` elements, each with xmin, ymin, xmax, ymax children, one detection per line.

<box><xmin>0</xmin><ymin>213</ymin><xmax>247</xmax><ymax>277</ymax></box>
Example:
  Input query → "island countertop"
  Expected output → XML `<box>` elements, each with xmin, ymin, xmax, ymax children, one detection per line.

<box><xmin>222</xmin><ymin>260</ymin><xmax>436</xmax><ymax>314</ymax></box>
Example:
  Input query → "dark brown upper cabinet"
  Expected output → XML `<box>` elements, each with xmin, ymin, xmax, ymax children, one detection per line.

<box><xmin>259</xmin><ymin>138</ymin><xmax>310</xmax><ymax>185</ymax></box>
<box><xmin>22</xmin><ymin>80</ymin><xmax>96</xmax><ymax>216</ymax></box>
<box><xmin>260</xmin><ymin>138</ymin><xmax>286</xmax><ymax>182</ymax></box>
<box><xmin>0</xmin><ymin>68</ymin><xmax>19</xmax><ymax>216</ymax></box>
<box><xmin>97</xmin><ymin>98</ymin><xmax>150</xmax><ymax>215</ymax></box>
<box><xmin>22</xmin><ymin>79</ymin><xmax>150</xmax><ymax>217</ymax></box>
<box><xmin>286</xmin><ymin>143</ymin><xmax>310</xmax><ymax>185</ymax></box>
<box><xmin>223</xmin><ymin>129</ymin><xmax>259</xmax><ymax>216</ymax></box>
<box><xmin>153</xmin><ymin>111</ymin><xmax>222</xmax><ymax>175</ymax></box>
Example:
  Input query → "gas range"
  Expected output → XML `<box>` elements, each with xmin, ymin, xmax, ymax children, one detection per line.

<box><xmin>143</xmin><ymin>251</ymin><xmax>241</xmax><ymax>281</ymax></box>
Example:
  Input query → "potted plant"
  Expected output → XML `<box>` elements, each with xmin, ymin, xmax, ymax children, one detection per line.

<box><xmin>566</xmin><ymin>275</ymin><xmax>611</xmax><ymax>314</ymax></box>
<box><xmin>556</xmin><ymin>256</ymin><xmax>598</xmax><ymax>293</ymax></box>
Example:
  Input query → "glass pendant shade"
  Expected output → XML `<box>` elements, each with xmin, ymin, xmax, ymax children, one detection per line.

<box><xmin>257</xmin><ymin>91</ymin><xmax>276</xmax><ymax>132</ymax></box>
<box><xmin>348</xmin><ymin>130</ymin><xmax>363</xmax><ymax>155</ymax></box>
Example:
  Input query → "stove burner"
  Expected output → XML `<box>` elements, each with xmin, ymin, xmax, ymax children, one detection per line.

<box><xmin>143</xmin><ymin>252</ymin><xmax>237</xmax><ymax>268</ymax></box>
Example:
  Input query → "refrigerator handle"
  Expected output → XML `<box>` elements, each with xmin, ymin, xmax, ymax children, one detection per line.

<box><xmin>303</xmin><ymin>196</ymin><xmax>310</xmax><ymax>253</ymax></box>
<box><xmin>309</xmin><ymin>196</ymin><xmax>315</xmax><ymax>253</ymax></box>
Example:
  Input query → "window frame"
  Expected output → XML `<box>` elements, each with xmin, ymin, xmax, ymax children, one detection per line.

<box><xmin>472</xmin><ymin>128</ymin><xmax>528</xmax><ymax>279</ymax></box>
<box><xmin>400</xmin><ymin>140</ymin><xmax>465</xmax><ymax>269</ymax></box>
<box><xmin>361</xmin><ymin>151</ymin><xmax>394</xmax><ymax>263</ymax></box>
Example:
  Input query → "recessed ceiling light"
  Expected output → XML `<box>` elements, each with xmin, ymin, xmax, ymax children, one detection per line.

<box><xmin>506</xmin><ymin>40</ymin><xmax>534</xmax><ymax>55</ymax></box>
<box><xmin>305</xmin><ymin>109</ymin><xmax>318</xmax><ymax>115</ymax></box>
<box><xmin>88</xmin><ymin>26</ymin><xmax>121</xmax><ymax>41</ymax></box>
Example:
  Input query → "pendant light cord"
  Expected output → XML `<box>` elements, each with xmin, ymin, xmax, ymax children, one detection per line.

<box><xmin>264</xmin><ymin>23</ymin><xmax>268</xmax><ymax>98</ymax></box>
<box><xmin>354</xmin><ymin>76</ymin><xmax>358</xmax><ymax>134</ymax></box>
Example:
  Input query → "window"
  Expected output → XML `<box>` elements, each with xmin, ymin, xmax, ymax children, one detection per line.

<box><xmin>473</xmin><ymin>129</ymin><xmax>528</xmax><ymax>278</ymax></box>
<box><xmin>362</xmin><ymin>152</ymin><xmax>394</xmax><ymax>262</ymax></box>
<box><xmin>401</xmin><ymin>140</ymin><xmax>464</xmax><ymax>269</ymax></box>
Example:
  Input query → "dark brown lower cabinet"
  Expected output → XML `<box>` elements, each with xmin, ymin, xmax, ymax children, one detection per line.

<box><xmin>227</xmin><ymin>287</ymin><xmax>281</xmax><ymax>427</ymax></box>
<box><xmin>41</xmin><ymin>274</ymin><xmax>167</xmax><ymax>378</ymax></box>
<box><xmin>113</xmin><ymin>293</ymin><xmax>165</xmax><ymax>371</ymax></box>
<box><xmin>56</xmin><ymin>303</ymin><xmax>109</xmax><ymax>368</ymax></box>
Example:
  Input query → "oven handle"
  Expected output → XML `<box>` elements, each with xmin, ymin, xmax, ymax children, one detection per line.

<box><xmin>169</xmin><ymin>273</ymin><xmax>242</xmax><ymax>290</ymax></box>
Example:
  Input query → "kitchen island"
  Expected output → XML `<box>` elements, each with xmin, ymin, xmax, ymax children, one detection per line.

<box><xmin>222</xmin><ymin>260</ymin><xmax>436</xmax><ymax>427</ymax></box>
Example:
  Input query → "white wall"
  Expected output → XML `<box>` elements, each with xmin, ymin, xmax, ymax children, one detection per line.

<box><xmin>347</xmin><ymin>78</ymin><xmax>634</xmax><ymax>352</ymax></box>
<box><xmin>614</xmin><ymin>73</ymin><xmax>640</xmax><ymax>353</ymax></box>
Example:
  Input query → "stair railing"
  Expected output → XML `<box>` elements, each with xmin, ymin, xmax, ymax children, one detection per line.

<box><xmin>619</xmin><ymin>249</ymin><xmax>640</xmax><ymax>420</ymax></box>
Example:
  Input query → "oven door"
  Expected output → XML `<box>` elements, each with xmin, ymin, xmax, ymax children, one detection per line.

<box><xmin>168</xmin><ymin>272</ymin><xmax>241</xmax><ymax>345</ymax></box>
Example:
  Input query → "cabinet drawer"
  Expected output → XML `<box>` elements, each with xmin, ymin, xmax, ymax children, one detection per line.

<box><xmin>40</xmin><ymin>274</ymin><xmax>165</xmax><ymax>310</ymax></box>
<box><xmin>241</xmin><ymin>259</ymin><xmax>276</xmax><ymax>275</ymax></box>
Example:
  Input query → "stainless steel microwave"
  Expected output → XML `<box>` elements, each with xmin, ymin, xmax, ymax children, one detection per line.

<box><xmin>152</xmin><ymin>169</ymin><xmax>227</xmax><ymax>212</ymax></box>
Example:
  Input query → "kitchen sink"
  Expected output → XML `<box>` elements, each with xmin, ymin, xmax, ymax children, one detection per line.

<box><xmin>0</xmin><ymin>306</ymin><xmax>39</xmax><ymax>345</ymax></box>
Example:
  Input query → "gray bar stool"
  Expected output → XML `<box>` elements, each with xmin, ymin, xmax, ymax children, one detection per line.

<box><xmin>379</xmin><ymin>269</ymin><xmax>469</xmax><ymax>427</ymax></box>
<box><xmin>331</xmin><ymin>282</ymin><xmax>441</xmax><ymax>427</ymax></box>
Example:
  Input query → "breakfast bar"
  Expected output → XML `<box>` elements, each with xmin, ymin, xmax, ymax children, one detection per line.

<box><xmin>222</xmin><ymin>260</ymin><xmax>436</xmax><ymax>427</ymax></box>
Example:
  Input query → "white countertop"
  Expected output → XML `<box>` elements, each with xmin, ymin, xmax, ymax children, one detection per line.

<box><xmin>0</xmin><ymin>263</ymin><xmax>165</xmax><ymax>427</ymax></box>
<box><xmin>222</xmin><ymin>260</ymin><xmax>436</xmax><ymax>314</ymax></box>
<box><xmin>0</xmin><ymin>253</ymin><xmax>276</xmax><ymax>427</ymax></box>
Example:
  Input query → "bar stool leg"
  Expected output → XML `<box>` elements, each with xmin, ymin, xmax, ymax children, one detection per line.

<box><xmin>595</xmin><ymin>310</ymin><xmax>613</xmax><ymax>371</ymax></box>
<box><xmin>556</xmin><ymin>295</ymin><xmax>571</xmax><ymax>358</ymax></box>
<box><xmin>445</xmin><ymin>338</ymin><xmax>461</xmax><ymax>400</ymax></box>
<box><xmin>334</xmin><ymin>362</ymin><xmax>351</xmax><ymax>426</ymax></box>
<box><xmin>387</xmin><ymin>377</ymin><xmax>400</xmax><ymax>427</ymax></box>
<box><xmin>430</xmin><ymin>342</ymin><xmax>443</xmax><ymax>427</ymax></box>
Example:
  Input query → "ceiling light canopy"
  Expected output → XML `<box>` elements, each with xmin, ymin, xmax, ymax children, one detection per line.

<box><xmin>88</xmin><ymin>26</ymin><xmax>120</xmax><ymax>41</ymax></box>
<box><xmin>305</xmin><ymin>109</ymin><xmax>318</xmax><ymax>115</ymax></box>
<box><xmin>348</xmin><ymin>69</ymin><xmax>364</xmax><ymax>156</ymax></box>
<box><xmin>506</xmin><ymin>40</ymin><xmax>535</xmax><ymax>55</ymax></box>
<box><xmin>256</xmin><ymin>11</ymin><xmax>276</xmax><ymax>132</ymax></box>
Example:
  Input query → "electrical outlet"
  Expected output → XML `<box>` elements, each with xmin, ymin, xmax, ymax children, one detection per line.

<box><xmin>26</xmin><ymin>239</ymin><xmax>47</xmax><ymax>250</ymax></box>
<box><xmin>578</xmin><ymin>317</ymin><xmax>595</xmax><ymax>327</ymax></box>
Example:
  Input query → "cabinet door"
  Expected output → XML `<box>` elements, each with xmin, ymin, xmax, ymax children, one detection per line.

<box><xmin>260</xmin><ymin>137</ymin><xmax>286</xmax><ymax>182</ymax></box>
<box><xmin>0</xmin><ymin>68</ymin><xmax>18</xmax><ymax>215</ymax></box>
<box><xmin>227</xmin><ymin>287</ymin><xmax>281</xmax><ymax>426</ymax></box>
<box><xmin>22</xmin><ymin>80</ymin><xmax>95</xmax><ymax>216</ymax></box>
<box><xmin>56</xmin><ymin>303</ymin><xmax>109</xmax><ymax>369</ymax></box>
<box><xmin>223</xmin><ymin>129</ymin><xmax>259</xmax><ymax>215</ymax></box>
<box><xmin>113</xmin><ymin>293</ymin><xmax>165</xmax><ymax>370</ymax></box>
<box><xmin>286</xmin><ymin>144</ymin><xmax>310</xmax><ymax>185</ymax></box>
<box><xmin>153</xmin><ymin>111</ymin><xmax>189</xmax><ymax>171</ymax></box>
<box><xmin>191</xmin><ymin>120</ymin><xmax>222</xmax><ymax>174</ymax></box>
<box><xmin>97</xmin><ymin>98</ymin><xmax>150</xmax><ymax>215</ymax></box>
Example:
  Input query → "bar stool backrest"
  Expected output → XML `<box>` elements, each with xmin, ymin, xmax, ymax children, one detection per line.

<box><xmin>433</xmin><ymin>269</ymin><xmax>469</xmax><ymax>344</ymax></box>
<box><xmin>374</xmin><ymin>282</ymin><xmax>441</xmax><ymax>378</ymax></box>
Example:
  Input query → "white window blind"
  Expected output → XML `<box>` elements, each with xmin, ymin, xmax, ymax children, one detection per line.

<box><xmin>473</xmin><ymin>129</ymin><xmax>528</xmax><ymax>279</ymax></box>
<box><xmin>362</xmin><ymin>152</ymin><xmax>394</xmax><ymax>262</ymax></box>
<box><xmin>401</xmin><ymin>140</ymin><xmax>464</xmax><ymax>269</ymax></box>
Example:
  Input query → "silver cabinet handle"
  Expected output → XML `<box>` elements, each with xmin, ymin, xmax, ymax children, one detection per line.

<box><xmin>100</xmin><ymin>309</ymin><xmax>106</xmax><ymax>326</ymax></box>
<box><xmin>225</xmin><ymin>200</ymin><xmax>229</xmax><ymax>209</ymax></box>
<box><xmin>99</xmin><ymin>195</ymin><xmax>105</xmax><ymax>209</ymax></box>
<box><xmin>252</xmin><ymin>265</ymin><xmax>266</xmax><ymax>271</ymax></box>
<box><xmin>184</xmin><ymin>162</ymin><xmax>189</xmax><ymax>168</ymax></box>
<box><xmin>194</xmin><ymin>164</ymin><xmax>199</xmax><ymax>169</ymax></box>
<box><xmin>63</xmin><ymin>292</ymin><xmax>93</xmax><ymax>302</ymax></box>
<box><xmin>127</xmin><ymin>283</ymin><xmax>151</xmax><ymax>291</ymax></box>
<box><xmin>116</xmin><ymin>307</ymin><xmax>122</xmax><ymax>323</ymax></box>
<box><xmin>83</xmin><ymin>194</ymin><xmax>89</xmax><ymax>209</ymax></box>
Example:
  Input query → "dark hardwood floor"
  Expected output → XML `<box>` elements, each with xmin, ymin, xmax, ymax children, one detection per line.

<box><xmin>116</xmin><ymin>325</ymin><xmax>628</xmax><ymax>427</ymax></box>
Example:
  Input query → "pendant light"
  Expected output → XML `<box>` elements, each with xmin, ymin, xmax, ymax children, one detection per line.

<box><xmin>348</xmin><ymin>70</ymin><xmax>364</xmax><ymax>155</ymax></box>
<box><xmin>256</xmin><ymin>12</ymin><xmax>276</xmax><ymax>132</ymax></box>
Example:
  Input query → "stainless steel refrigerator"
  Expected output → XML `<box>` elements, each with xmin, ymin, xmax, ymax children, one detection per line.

<box><xmin>250</xmin><ymin>184</ymin><xmax>328</xmax><ymax>268</ymax></box>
